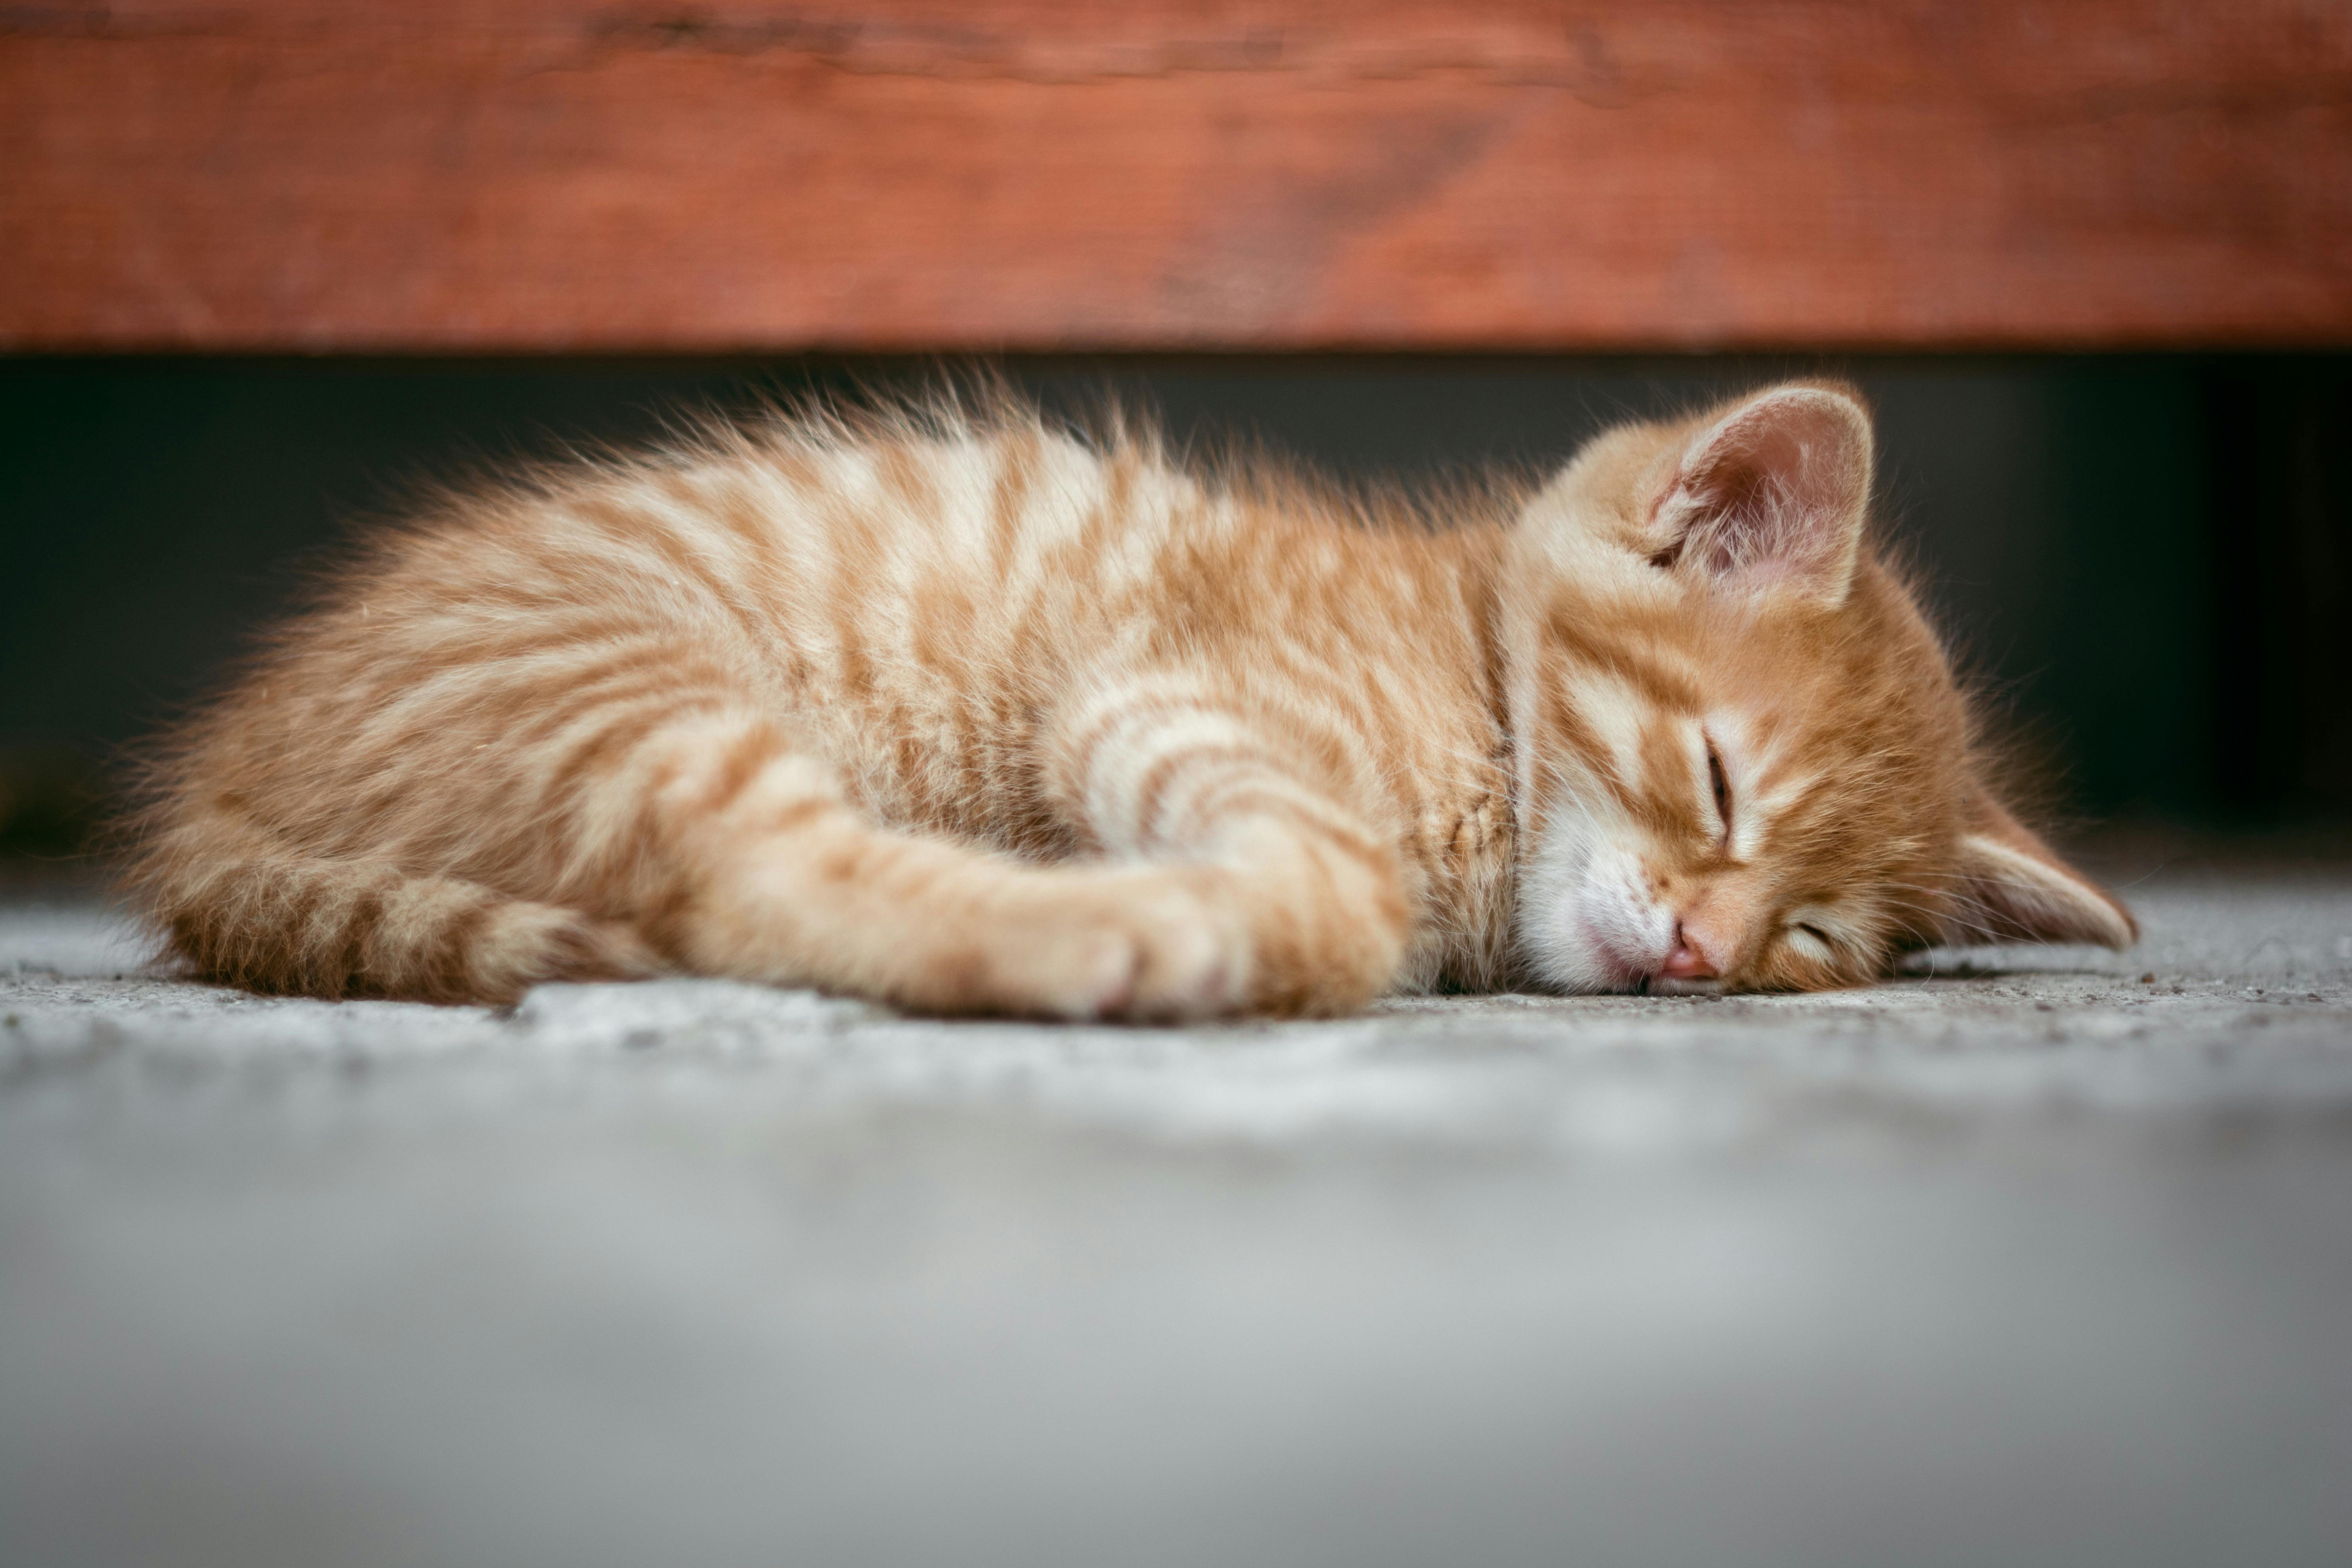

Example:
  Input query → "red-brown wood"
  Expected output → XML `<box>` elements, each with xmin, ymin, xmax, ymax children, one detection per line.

<box><xmin>4</xmin><ymin>1</ymin><xmax>2349</xmax><ymax>352</ymax></box>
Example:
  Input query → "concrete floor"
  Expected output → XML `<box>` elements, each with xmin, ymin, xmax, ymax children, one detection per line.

<box><xmin>4</xmin><ymin>868</ymin><xmax>2350</xmax><ymax>1568</ymax></box>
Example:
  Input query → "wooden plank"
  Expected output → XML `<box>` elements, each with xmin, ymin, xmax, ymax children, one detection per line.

<box><xmin>3</xmin><ymin>1</ymin><xmax>2349</xmax><ymax>351</ymax></box>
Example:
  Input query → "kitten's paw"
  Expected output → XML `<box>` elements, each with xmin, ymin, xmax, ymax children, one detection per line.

<box><xmin>999</xmin><ymin>872</ymin><xmax>1251</xmax><ymax>1023</ymax></box>
<box><xmin>1103</xmin><ymin>879</ymin><xmax>1254</xmax><ymax>1022</ymax></box>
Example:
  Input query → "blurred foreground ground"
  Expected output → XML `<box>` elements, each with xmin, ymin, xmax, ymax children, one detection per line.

<box><xmin>3</xmin><ymin>862</ymin><xmax>2350</xmax><ymax>1568</ymax></box>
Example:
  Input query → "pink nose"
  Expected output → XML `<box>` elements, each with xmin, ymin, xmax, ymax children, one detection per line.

<box><xmin>1659</xmin><ymin>929</ymin><xmax>1717</xmax><ymax>980</ymax></box>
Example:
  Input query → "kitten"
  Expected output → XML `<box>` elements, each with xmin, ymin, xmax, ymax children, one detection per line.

<box><xmin>124</xmin><ymin>380</ymin><xmax>2135</xmax><ymax>1017</ymax></box>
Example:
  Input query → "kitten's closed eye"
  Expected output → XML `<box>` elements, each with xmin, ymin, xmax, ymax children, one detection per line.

<box><xmin>1705</xmin><ymin>735</ymin><xmax>1732</xmax><ymax>843</ymax></box>
<box><xmin>1788</xmin><ymin>922</ymin><xmax>1836</xmax><ymax>960</ymax></box>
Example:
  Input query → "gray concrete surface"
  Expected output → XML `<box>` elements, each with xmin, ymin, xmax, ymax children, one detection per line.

<box><xmin>4</xmin><ymin>870</ymin><xmax>2351</xmax><ymax>1568</ymax></box>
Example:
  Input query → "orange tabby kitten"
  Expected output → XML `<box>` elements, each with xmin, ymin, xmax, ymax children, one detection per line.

<box><xmin>125</xmin><ymin>380</ymin><xmax>2135</xmax><ymax>1016</ymax></box>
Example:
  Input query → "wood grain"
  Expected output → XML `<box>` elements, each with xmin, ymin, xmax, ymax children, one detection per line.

<box><xmin>4</xmin><ymin>1</ymin><xmax>2349</xmax><ymax>351</ymax></box>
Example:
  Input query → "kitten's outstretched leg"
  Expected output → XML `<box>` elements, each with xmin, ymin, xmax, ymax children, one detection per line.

<box><xmin>658</xmin><ymin>693</ymin><xmax>1406</xmax><ymax>1019</ymax></box>
<box><xmin>648</xmin><ymin>713</ymin><xmax>1258</xmax><ymax>1018</ymax></box>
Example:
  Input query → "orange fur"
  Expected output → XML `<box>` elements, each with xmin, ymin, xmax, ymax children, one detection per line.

<box><xmin>122</xmin><ymin>382</ymin><xmax>2134</xmax><ymax>1015</ymax></box>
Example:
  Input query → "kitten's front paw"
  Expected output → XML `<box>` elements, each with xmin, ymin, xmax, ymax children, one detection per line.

<box><xmin>1005</xmin><ymin>870</ymin><xmax>1252</xmax><ymax>1023</ymax></box>
<box><xmin>1104</xmin><ymin>878</ymin><xmax>1256</xmax><ymax>1022</ymax></box>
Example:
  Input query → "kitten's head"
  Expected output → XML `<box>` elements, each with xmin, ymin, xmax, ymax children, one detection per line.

<box><xmin>1500</xmin><ymin>381</ymin><xmax>2135</xmax><ymax>994</ymax></box>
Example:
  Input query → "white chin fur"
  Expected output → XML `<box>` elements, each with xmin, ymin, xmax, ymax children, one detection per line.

<box><xmin>1518</xmin><ymin>812</ymin><xmax>1675</xmax><ymax>994</ymax></box>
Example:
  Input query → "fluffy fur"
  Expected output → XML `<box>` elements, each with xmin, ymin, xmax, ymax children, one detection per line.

<box><xmin>123</xmin><ymin>380</ymin><xmax>2136</xmax><ymax>1016</ymax></box>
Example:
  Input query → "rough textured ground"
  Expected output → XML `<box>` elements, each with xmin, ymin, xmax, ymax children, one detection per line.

<box><xmin>4</xmin><ymin>869</ymin><xmax>2350</xmax><ymax>1568</ymax></box>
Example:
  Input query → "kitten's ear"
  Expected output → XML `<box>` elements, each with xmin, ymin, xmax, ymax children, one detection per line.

<box><xmin>1648</xmin><ymin>384</ymin><xmax>1873</xmax><ymax>606</ymax></box>
<box><xmin>1948</xmin><ymin>796</ymin><xmax>2138</xmax><ymax>950</ymax></box>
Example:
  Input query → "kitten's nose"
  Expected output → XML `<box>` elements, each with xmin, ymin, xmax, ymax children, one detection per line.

<box><xmin>1659</xmin><ymin>926</ymin><xmax>1718</xmax><ymax>980</ymax></box>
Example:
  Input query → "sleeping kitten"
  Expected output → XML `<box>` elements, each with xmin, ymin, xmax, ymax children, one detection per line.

<box><xmin>126</xmin><ymin>380</ymin><xmax>2135</xmax><ymax>1016</ymax></box>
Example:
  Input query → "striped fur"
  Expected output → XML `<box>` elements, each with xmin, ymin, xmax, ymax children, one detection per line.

<box><xmin>123</xmin><ymin>382</ymin><xmax>2133</xmax><ymax>1014</ymax></box>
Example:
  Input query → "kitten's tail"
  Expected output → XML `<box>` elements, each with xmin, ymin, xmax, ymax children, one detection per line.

<box><xmin>128</xmin><ymin>821</ymin><xmax>660</xmax><ymax>1006</ymax></box>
